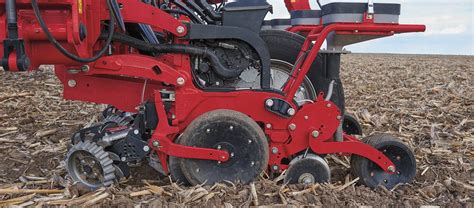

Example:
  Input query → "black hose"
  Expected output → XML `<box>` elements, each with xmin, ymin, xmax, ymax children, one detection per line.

<box><xmin>317</xmin><ymin>0</ymin><xmax>323</xmax><ymax>9</ymax></box>
<box><xmin>31</xmin><ymin>0</ymin><xmax>115</xmax><ymax>63</ymax></box>
<box><xmin>101</xmin><ymin>32</ymin><xmax>243</xmax><ymax>78</ymax></box>
<box><xmin>6</xmin><ymin>0</ymin><xmax>18</xmax><ymax>38</ymax></box>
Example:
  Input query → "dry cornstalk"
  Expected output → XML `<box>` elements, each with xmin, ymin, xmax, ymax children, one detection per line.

<box><xmin>0</xmin><ymin>193</ymin><xmax>36</xmax><ymax>206</ymax></box>
<box><xmin>250</xmin><ymin>183</ymin><xmax>258</xmax><ymax>206</ymax></box>
<box><xmin>34</xmin><ymin>128</ymin><xmax>58</xmax><ymax>138</ymax></box>
<box><xmin>336</xmin><ymin>177</ymin><xmax>359</xmax><ymax>192</ymax></box>
<box><xmin>0</xmin><ymin>189</ymin><xmax>63</xmax><ymax>195</ymax></box>
<box><xmin>130</xmin><ymin>190</ymin><xmax>152</xmax><ymax>197</ymax></box>
<box><xmin>0</xmin><ymin>92</ymin><xmax>34</xmax><ymax>101</ymax></box>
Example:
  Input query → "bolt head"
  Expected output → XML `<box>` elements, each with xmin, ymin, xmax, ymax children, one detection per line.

<box><xmin>304</xmin><ymin>116</ymin><xmax>309</xmax><ymax>120</ymax></box>
<box><xmin>217</xmin><ymin>145</ymin><xmax>222</xmax><ymax>150</ymax></box>
<box><xmin>152</xmin><ymin>141</ymin><xmax>160</xmax><ymax>147</ymax></box>
<box><xmin>265</xmin><ymin>99</ymin><xmax>274</xmax><ymax>107</ymax></box>
<box><xmin>311</xmin><ymin>130</ymin><xmax>320</xmax><ymax>138</ymax></box>
<box><xmin>326</xmin><ymin>103</ymin><xmax>332</xmax><ymax>108</ymax></box>
<box><xmin>229</xmin><ymin>126</ymin><xmax>234</xmax><ymax>131</ymax></box>
<box><xmin>337</xmin><ymin>115</ymin><xmax>342</xmax><ymax>120</ymax></box>
<box><xmin>143</xmin><ymin>146</ymin><xmax>150</xmax><ymax>152</ymax></box>
<box><xmin>272</xmin><ymin>165</ymin><xmax>279</xmax><ymax>171</ymax></box>
<box><xmin>271</xmin><ymin>147</ymin><xmax>279</xmax><ymax>154</ymax></box>
<box><xmin>68</xmin><ymin>80</ymin><xmax>77</xmax><ymax>88</ymax></box>
<box><xmin>266</xmin><ymin>123</ymin><xmax>272</xmax><ymax>129</ymax></box>
<box><xmin>287</xmin><ymin>108</ymin><xmax>296</xmax><ymax>116</ymax></box>
<box><xmin>387</xmin><ymin>166</ymin><xmax>396</xmax><ymax>173</ymax></box>
<box><xmin>121</xmin><ymin>157</ymin><xmax>126</xmax><ymax>162</ymax></box>
<box><xmin>176</xmin><ymin>26</ymin><xmax>185</xmax><ymax>34</ymax></box>
<box><xmin>288</xmin><ymin>123</ymin><xmax>297</xmax><ymax>131</ymax></box>
<box><xmin>134</xmin><ymin>129</ymin><xmax>139</xmax><ymax>135</ymax></box>
<box><xmin>81</xmin><ymin>65</ymin><xmax>90</xmax><ymax>72</ymax></box>
<box><xmin>177</xmin><ymin>77</ymin><xmax>186</xmax><ymax>86</ymax></box>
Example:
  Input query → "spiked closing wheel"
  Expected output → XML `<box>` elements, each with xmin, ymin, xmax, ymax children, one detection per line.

<box><xmin>284</xmin><ymin>154</ymin><xmax>331</xmax><ymax>185</ymax></box>
<box><xmin>179</xmin><ymin>110</ymin><xmax>269</xmax><ymax>185</ymax></box>
<box><xmin>350</xmin><ymin>134</ymin><xmax>416</xmax><ymax>189</ymax></box>
<box><xmin>66</xmin><ymin>141</ymin><xmax>117</xmax><ymax>189</ymax></box>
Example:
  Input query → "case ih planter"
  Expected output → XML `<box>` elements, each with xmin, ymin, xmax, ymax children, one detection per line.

<box><xmin>0</xmin><ymin>0</ymin><xmax>425</xmax><ymax>189</ymax></box>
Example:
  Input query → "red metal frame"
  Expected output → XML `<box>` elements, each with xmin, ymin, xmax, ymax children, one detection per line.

<box><xmin>0</xmin><ymin>0</ymin><xmax>426</xmax><ymax>175</ymax></box>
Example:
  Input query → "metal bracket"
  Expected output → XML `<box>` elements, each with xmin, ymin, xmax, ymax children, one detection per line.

<box><xmin>367</xmin><ymin>0</ymin><xmax>375</xmax><ymax>15</ymax></box>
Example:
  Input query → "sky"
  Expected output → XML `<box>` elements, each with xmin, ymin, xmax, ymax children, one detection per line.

<box><xmin>266</xmin><ymin>0</ymin><xmax>474</xmax><ymax>55</ymax></box>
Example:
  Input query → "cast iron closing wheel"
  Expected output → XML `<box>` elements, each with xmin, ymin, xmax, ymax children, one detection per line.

<box><xmin>284</xmin><ymin>154</ymin><xmax>331</xmax><ymax>185</ymax></box>
<box><xmin>343</xmin><ymin>114</ymin><xmax>363</xmax><ymax>135</ymax></box>
<box><xmin>66</xmin><ymin>141</ymin><xmax>118</xmax><ymax>189</ymax></box>
<box><xmin>350</xmin><ymin>134</ymin><xmax>416</xmax><ymax>189</ymax></box>
<box><xmin>180</xmin><ymin>110</ymin><xmax>269</xmax><ymax>185</ymax></box>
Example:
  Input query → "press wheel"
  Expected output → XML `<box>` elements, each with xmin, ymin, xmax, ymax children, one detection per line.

<box><xmin>343</xmin><ymin>114</ymin><xmax>363</xmax><ymax>135</ymax></box>
<box><xmin>350</xmin><ymin>134</ymin><xmax>416</xmax><ymax>189</ymax></box>
<box><xmin>284</xmin><ymin>154</ymin><xmax>331</xmax><ymax>185</ymax></box>
<box><xmin>180</xmin><ymin>110</ymin><xmax>269</xmax><ymax>185</ymax></box>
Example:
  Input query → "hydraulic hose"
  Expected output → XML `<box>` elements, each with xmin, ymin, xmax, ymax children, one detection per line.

<box><xmin>101</xmin><ymin>32</ymin><xmax>243</xmax><ymax>78</ymax></box>
<box><xmin>31</xmin><ymin>0</ymin><xmax>115</xmax><ymax>63</ymax></box>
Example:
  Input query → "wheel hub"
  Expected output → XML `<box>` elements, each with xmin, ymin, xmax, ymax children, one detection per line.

<box><xmin>284</xmin><ymin>154</ymin><xmax>331</xmax><ymax>185</ymax></box>
<box><xmin>66</xmin><ymin>141</ymin><xmax>118</xmax><ymax>189</ymax></box>
<box><xmin>179</xmin><ymin>110</ymin><xmax>269</xmax><ymax>185</ymax></box>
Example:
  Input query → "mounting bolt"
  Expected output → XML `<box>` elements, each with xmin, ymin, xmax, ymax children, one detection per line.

<box><xmin>121</xmin><ymin>157</ymin><xmax>126</xmax><ymax>162</ymax></box>
<box><xmin>206</xmin><ymin>129</ymin><xmax>211</xmax><ymax>133</ymax></box>
<box><xmin>217</xmin><ymin>145</ymin><xmax>222</xmax><ymax>150</ymax></box>
<box><xmin>326</xmin><ymin>103</ymin><xmax>332</xmax><ymax>108</ymax></box>
<box><xmin>272</xmin><ymin>165</ymin><xmax>279</xmax><ymax>171</ymax></box>
<box><xmin>134</xmin><ymin>129</ymin><xmax>139</xmax><ymax>135</ymax></box>
<box><xmin>176</xmin><ymin>26</ymin><xmax>185</xmax><ymax>34</ymax></box>
<box><xmin>337</xmin><ymin>115</ymin><xmax>342</xmax><ymax>120</ymax></box>
<box><xmin>68</xmin><ymin>80</ymin><xmax>77</xmax><ymax>88</ymax></box>
<box><xmin>287</xmin><ymin>108</ymin><xmax>296</xmax><ymax>116</ymax></box>
<box><xmin>265</xmin><ymin>99</ymin><xmax>274</xmax><ymax>107</ymax></box>
<box><xmin>171</xmin><ymin>114</ymin><xmax>176</xmax><ymax>120</ymax></box>
<box><xmin>152</xmin><ymin>141</ymin><xmax>160</xmax><ymax>147</ymax></box>
<box><xmin>177</xmin><ymin>77</ymin><xmax>185</xmax><ymax>86</ymax></box>
<box><xmin>271</xmin><ymin>147</ymin><xmax>279</xmax><ymax>154</ymax></box>
<box><xmin>250</xmin><ymin>161</ymin><xmax>255</xmax><ymax>167</ymax></box>
<box><xmin>288</xmin><ymin>123</ymin><xmax>297</xmax><ymax>131</ymax></box>
<box><xmin>311</xmin><ymin>130</ymin><xmax>320</xmax><ymax>138</ymax></box>
<box><xmin>387</xmin><ymin>166</ymin><xmax>396</xmax><ymax>173</ymax></box>
<box><xmin>81</xmin><ymin>65</ymin><xmax>90</xmax><ymax>72</ymax></box>
<box><xmin>143</xmin><ymin>146</ymin><xmax>150</xmax><ymax>152</ymax></box>
<box><xmin>304</xmin><ymin>116</ymin><xmax>309</xmax><ymax>120</ymax></box>
<box><xmin>266</xmin><ymin>123</ymin><xmax>272</xmax><ymax>129</ymax></box>
<box><xmin>229</xmin><ymin>126</ymin><xmax>234</xmax><ymax>131</ymax></box>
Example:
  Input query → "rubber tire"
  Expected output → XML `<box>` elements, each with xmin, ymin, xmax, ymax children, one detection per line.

<box><xmin>350</xmin><ymin>134</ymin><xmax>417</xmax><ymax>189</ymax></box>
<box><xmin>180</xmin><ymin>110</ymin><xmax>269</xmax><ymax>185</ymax></box>
<box><xmin>169</xmin><ymin>136</ymin><xmax>191</xmax><ymax>186</ymax></box>
<box><xmin>260</xmin><ymin>29</ymin><xmax>345</xmax><ymax>112</ymax></box>
<box><xmin>343</xmin><ymin>114</ymin><xmax>363</xmax><ymax>135</ymax></box>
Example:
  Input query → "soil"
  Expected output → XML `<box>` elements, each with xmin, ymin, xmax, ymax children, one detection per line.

<box><xmin>0</xmin><ymin>54</ymin><xmax>472</xmax><ymax>207</ymax></box>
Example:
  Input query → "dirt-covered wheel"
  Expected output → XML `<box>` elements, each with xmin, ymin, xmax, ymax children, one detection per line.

<box><xmin>179</xmin><ymin>110</ymin><xmax>269</xmax><ymax>185</ymax></box>
<box><xmin>284</xmin><ymin>154</ymin><xmax>331</xmax><ymax>185</ymax></box>
<box><xmin>343</xmin><ymin>114</ymin><xmax>363</xmax><ymax>135</ymax></box>
<box><xmin>350</xmin><ymin>134</ymin><xmax>416</xmax><ymax>189</ymax></box>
